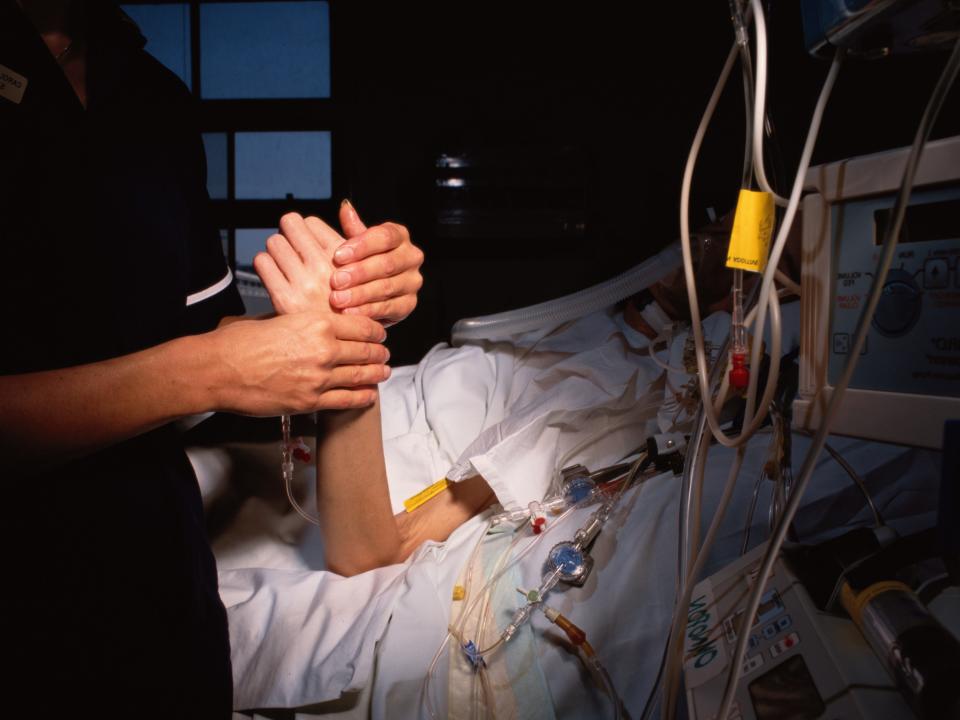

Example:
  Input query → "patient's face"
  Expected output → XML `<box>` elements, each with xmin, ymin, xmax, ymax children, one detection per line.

<box><xmin>635</xmin><ymin>209</ymin><xmax>803</xmax><ymax>325</ymax></box>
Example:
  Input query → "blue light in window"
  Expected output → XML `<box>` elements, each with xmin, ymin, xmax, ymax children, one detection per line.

<box><xmin>235</xmin><ymin>228</ymin><xmax>276</xmax><ymax>268</ymax></box>
<box><xmin>120</xmin><ymin>4</ymin><xmax>191</xmax><ymax>89</ymax></box>
<box><xmin>199</xmin><ymin>1</ymin><xmax>330</xmax><ymax>99</ymax></box>
<box><xmin>202</xmin><ymin>133</ymin><xmax>228</xmax><ymax>199</ymax></box>
<box><xmin>234</xmin><ymin>131</ymin><xmax>332</xmax><ymax>200</ymax></box>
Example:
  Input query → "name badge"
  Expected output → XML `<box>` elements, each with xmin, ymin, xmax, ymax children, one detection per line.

<box><xmin>0</xmin><ymin>64</ymin><xmax>28</xmax><ymax>105</ymax></box>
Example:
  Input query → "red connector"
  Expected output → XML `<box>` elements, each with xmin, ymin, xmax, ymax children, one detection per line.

<box><xmin>729</xmin><ymin>352</ymin><xmax>749</xmax><ymax>391</ymax></box>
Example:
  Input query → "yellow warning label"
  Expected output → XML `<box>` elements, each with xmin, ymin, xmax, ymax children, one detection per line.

<box><xmin>403</xmin><ymin>478</ymin><xmax>450</xmax><ymax>512</ymax></box>
<box><xmin>726</xmin><ymin>189</ymin><xmax>775</xmax><ymax>273</ymax></box>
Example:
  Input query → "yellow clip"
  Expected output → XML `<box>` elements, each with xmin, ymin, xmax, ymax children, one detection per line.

<box><xmin>726</xmin><ymin>189</ymin><xmax>775</xmax><ymax>273</ymax></box>
<box><xmin>403</xmin><ymin>478</ymin><xmax>450</xmax><ymax>513</ymax></box>
<box><xmin>452</xmin><ymin>585</ymin><xmax>466</xmax><ymax>601</ymax></box>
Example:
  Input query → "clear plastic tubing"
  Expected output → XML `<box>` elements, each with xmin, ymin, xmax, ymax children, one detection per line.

<box><xmin>728</xmin><ymin>269</ymin><xmax>750</xmax><ymax>390</ymax></box>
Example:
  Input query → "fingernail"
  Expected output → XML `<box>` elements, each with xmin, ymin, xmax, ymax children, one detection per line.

<box><xmin>384</xmin><ymin>347</ymin><xmax>391</xmax><ymax>362</ymax></box>
<box><xmin>331</xmin><ymin>289</ymin><xmax>351</xmax><ymax>305</ymax></box>
<box><xmin>334</xmin><ymin>245</ymin><xmax>354</xmax><ymax>263</ymax></box>
<box><xmin>333</xmin><ymin>270</ymin><xmax>351</xmax><ymax>288</ymax></box>
<box><xmin>341</xmin><ymin>198</ymin><xmax>353</xmax><ymax>208</ymax></box>
<box><xmin>383</xmin><ymin>365</ymin><xmax>392</xmax><ymax>380</ymax></box>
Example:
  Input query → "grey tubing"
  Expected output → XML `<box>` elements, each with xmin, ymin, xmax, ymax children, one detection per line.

<box><xmin>450</xmin><ymin>243</ymin><xmax>682</xmax><ymax>345</ymax></box>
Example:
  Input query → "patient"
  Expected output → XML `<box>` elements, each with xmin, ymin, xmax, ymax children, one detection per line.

<box><xmin>254</xmin><ymin>206</ymin><xmax>768</xmax><ymax>576</ymax></box>
<box><xmin>222</xmin><ymin>207</ymin><xmax>853</xmax><ymax>716</ymax></box>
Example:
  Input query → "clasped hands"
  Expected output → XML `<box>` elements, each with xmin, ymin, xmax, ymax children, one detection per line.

<box><xmin>212</xmin><ymin>203</ymin><xmax>423</xmax><ymax>415</ymax></box>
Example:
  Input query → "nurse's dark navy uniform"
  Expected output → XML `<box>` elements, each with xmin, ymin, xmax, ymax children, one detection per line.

<box><xmin>0</xmin><ymin>1</ymin><xmax>242</xmax><ymax>715</ymax></box>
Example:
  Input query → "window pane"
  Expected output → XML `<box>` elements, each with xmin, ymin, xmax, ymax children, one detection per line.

<box><xmin>235</xmin><ymin>228</ymin><xmax>275</xmax><ymax>268</ymax></box>
<box><xmin>234</xmin><ymin>131</ymin><xmax>332</xmax><ymax>200</ymax></box>
<box><xmin>199</xmin><ymin>1</ymin><xmax>330</xmax><ymax>99</ymax></box>
<box><xmin>202</xmin><ymin>133</ymin><xmax>228</xmax><ymax>199</ymax></box>
<box><xmin>121</xmin><ymin>4</ymin><xmax>191</xmax><ymax>89</ymax></box>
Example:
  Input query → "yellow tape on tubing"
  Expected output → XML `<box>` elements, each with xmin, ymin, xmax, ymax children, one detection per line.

<box><xmin>726</xmin><ymin>189</ymin><xmax>775</xmax><ymax>273</ymax></box>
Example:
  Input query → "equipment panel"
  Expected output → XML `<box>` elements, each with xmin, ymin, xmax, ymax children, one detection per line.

<box><xmin>827</xmin><ymin>187</ymin><xmax>960</xmax><ymax>398</ymax></box>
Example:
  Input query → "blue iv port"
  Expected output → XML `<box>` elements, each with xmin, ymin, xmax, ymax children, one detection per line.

<box><xmin>549</xmin><ymin>543</ymin><xmax>585</xmax><ymax>576</ymax></box>
<box><xmin>564</xmin><ymin>476</ymin><xmax>596</xmax><ymax>505</ymax></box>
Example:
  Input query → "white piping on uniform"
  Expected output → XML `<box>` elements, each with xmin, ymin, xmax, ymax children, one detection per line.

<box><xmin>186</xmin><ymin>268</ymin><xmax>233</xmax><ymax>307</ymax></box>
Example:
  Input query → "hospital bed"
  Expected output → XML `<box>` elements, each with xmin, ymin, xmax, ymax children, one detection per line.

<box><xmin>189</xmin><ymin>288</ymin><xmax>944</xmax><ymax>720</ymax></box>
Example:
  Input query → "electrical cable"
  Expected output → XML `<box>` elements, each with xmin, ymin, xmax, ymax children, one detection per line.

<box><xmin>729</xmin><ymin>0</ymin><xmax>756</xmax><ymax>190</ymax></box>
<box><xmin>648</xmin><ymin>336</ymin><xmax>688</xmax><ymax>375</ymax></box>
<box><xmin>823</xmin><ymin>441</ymin><xmax>883</xmax><ymax>528</ymax></box>
<box><xmin>773</xmin><ymin>269</ymin><xmax>801</xmax><ymax>298</ymax></box>
<box><xmin>749</xmin><ymin>0</ymin><xmax>789</xmax><ymax>207</ymax></box>
<box><xmin>743</xmin><ymin>44</ymin><xmax>842</xmax><ymax>450</ymax></box>
<box><xmin>713</xmin><ymin>37</ymin><xmax>960</xmax><ymax>720</ymax></box>
<box><xmin>679</xmin><ymin>38</ymin><xmax>785</xmax><ymax>450</ymax></box>
<box><xmin>663</xmin><ymin>446</ymin><xmax>748</xmax><ymax>720</ymax></box>
<box><xmin>660</xmin><ymin>4</ymin><xmax>798</xmax><ymax>713</ymax></box>
<box><xmin>789</xmin><ymin>429</ymin><xmax>885</xmax><ymax>530</ymax></box>
<box><xmin>740</xmin><ymin>463</ymin><xmax>769</xmax><ymax>556</ymax></box>
<box><xmin>670</xmin><ymin>37</ymin><xmax>840</xmax><ymax>713</ymax></box>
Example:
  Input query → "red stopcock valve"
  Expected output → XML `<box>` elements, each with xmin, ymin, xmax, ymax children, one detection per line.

<box><xmin>291</xmin><ymin>437</ymin><xmax>312</xmax><ymax>463</ymax></box>
<box><xmin>529</xmin><ymin>501</ymin><xmax>546</xmax><ymax>534</ymax></box>
<box><xmin>729</xmin><ymin>352</ymin><xmax>749</xmax><ymax>390</ymax></box>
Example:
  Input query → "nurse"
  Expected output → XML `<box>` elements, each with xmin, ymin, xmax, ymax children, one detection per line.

<box><xmin>0</xmin><ymin>0</ymin><xmax>422</xmax><ymax>716</ymax></box>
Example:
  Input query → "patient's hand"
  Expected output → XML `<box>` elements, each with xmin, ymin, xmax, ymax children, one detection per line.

<box><xmin>254</xmin><ymin>212</ymin><xmax>339</xmax><ymax>315</ymax></box>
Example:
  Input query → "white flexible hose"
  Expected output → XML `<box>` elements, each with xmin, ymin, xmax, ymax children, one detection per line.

<box><xmin>451</xmin><ymin>244</ymin><xmax>681</xmax><ymax>344</ymax></box>
<box><xmin>749</xmin><ymin>0</ymin><xmax>789</xmax><ymax>207</ymax></box>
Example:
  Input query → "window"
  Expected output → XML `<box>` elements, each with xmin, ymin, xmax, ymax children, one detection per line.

<box><xmin>235</xmin><ymin>228</ymin><xmax>276</xmax><ymax>268</ymax></box>
<box><xmin>199</xmin><ymin>1</ymin><xmax>330</xmax><ymax>100</ymax></box>
<box><xmin>122</xmin><ymin>0</ymin><xmax>337</xmax><ymax>269</ymax></box>
<box><xmin>235</xmin><ymin>131</ymin><xmax>332</xmax><ymax>200</ymax></box>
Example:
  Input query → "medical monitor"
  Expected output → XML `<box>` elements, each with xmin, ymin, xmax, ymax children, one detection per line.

<box><xmin>794</xmin><ymin>135</ymin><xmax>960</xmax><ymax>449</ymax></box>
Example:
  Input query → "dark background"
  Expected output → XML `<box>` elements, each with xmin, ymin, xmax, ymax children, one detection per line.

<box><xmin>325</xmin><ymin>1</ymin><xmax>957</xmax><ymax>364</ymax></box>
<box><xmin>181</xmin><ymin>0</ymin><xmax>958</xmax><ymax>442</ymax></box>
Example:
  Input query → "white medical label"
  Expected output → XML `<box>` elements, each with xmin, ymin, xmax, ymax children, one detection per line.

<box><xmin>683</xmin><ymin>578</ymin><xmax>729</xmax><ymax>688</ymax></box>
<box><xmin>0</xmin><ymin>64</ymin><xmax>27</xmax><ymax>105</ymax></box>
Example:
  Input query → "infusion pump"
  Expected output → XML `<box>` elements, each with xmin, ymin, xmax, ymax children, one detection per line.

<box><xmin>794</xmin><ymin>136</ymin><xmax>960</xmax><ymax>449</ymax></box>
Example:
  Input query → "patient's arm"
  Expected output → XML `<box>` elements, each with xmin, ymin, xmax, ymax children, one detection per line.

<box><xmin>316</xmin><ymin>394</ymin><xmax>496</xmax><ymax>574</ymax></box>
<box><xmin>393</xmin><ymin>474</ymin><xmax>497</xmax><ymax>561</ymax></box>
<box><xmin>315</xmin><ymin>397</ymin><xmax>400</xmax><ymax>575</ymax></box>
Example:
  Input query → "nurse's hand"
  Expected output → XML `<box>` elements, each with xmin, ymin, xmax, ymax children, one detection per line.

<box><xmin>209</xmin><ymin>311</ymin><xmax>390</xmax><ymax>414</ymax></box>
<box><xmin>332</xmin><ymin>202</ymin><xmax>424</xmax><ymax>327</ymax></box>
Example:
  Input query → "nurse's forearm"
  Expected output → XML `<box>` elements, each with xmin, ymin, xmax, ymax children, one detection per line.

<box><xmin>1</xmin><ymin>312</ymin><xmax>389</xmax><ymax>474</ymax></box>
<box><xmin>0</xmin><ymin>334</ymin><xmax>217</xmax><ymax>472</ymax></box>
<box><xmin>315</xmin><ymin>396</ymin><xmax>402</xmax><ymax>576</ymax></box>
